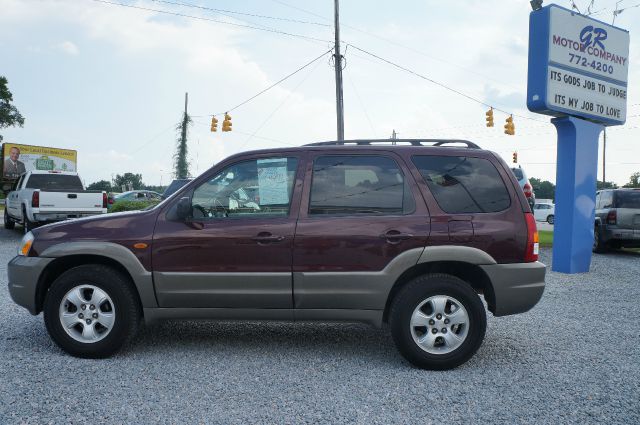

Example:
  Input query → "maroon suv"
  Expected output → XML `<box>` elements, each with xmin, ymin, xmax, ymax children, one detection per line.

<box><xmin>8</xmin><ymin>140</ymin><xmax>545</xmax><ymax>369</ymax></box>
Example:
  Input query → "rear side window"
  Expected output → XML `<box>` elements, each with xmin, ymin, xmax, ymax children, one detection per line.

<box><xmin>412</xmin><ymin>156</ymin><xmax>510</xmax><ymax>213</ymax></box>
<box><xmin>25</xmin><ymin>174</ymin><xmax>84</xmax><ymax>191</ymax></box>
<box><xmin>310</xmin><ymin>155</ymin><xmax>414</xmax><ymax>215</ymax></box>
<box><xmin>615</xmin><ymin>191</ymin><xmax>640</xmax><ymax>208</ymax></box>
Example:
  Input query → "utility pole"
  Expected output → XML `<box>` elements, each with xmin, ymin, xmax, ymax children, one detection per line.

<box><xmin>333</xmin><ymin>0</ymin><xmax>345</xmax><ymax>141</ymax></box>
<box><xmin>602</xmin><ymin>127</ymin><xmax>607</xmax><ymax>187</ymax></box>
<box><xmin>390</xmin><ymin>129</ymin><xmax>397</xmax><ymax>145</ymax></box>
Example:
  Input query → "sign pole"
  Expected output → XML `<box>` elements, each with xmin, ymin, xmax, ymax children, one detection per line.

<box><xmin>527</xmin><ymin>4</ymin><xmax>629</xmax><ymax>274</ymax></box>
<box><xmin>551</xmin><ymin>116</ymin><xmax>603</xmax><ymax>273</ymax></box>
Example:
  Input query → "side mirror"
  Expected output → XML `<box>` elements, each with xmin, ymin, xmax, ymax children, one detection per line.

<box><xmin>176</xmin><ymin>196</ymin><xmax>191</xmax><ymax>220</ymax></box>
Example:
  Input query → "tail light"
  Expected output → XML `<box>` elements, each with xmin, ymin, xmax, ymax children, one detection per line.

<box><xmin>606</xmin><ymin>210</ymin><xmax>617</xmax><ymax>225</ymax></box>
<box><xmin>108</xmin><ymin>197</ymin><xmax>114</xmax><ymax>205</ymax></box>
<box><xmin>524</xmin><ymin>212</ymin><xmax>539</xmax><ymax>262</ymax></box>
<box><xmin>102</xmin><ymin>192</ymin><xmax>108</xmax><ymax>208</ymax></box>
<box><xmin>523</xmin><ymin>182</ymin><xmax>533</xmax><ymax>198</ymax></box>
<box><xmin>32</xmin><ymin>191</ymin><xmax>40</xmax><ymax>208</ymax></box>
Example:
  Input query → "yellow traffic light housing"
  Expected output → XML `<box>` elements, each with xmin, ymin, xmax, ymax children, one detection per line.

<box><xmin>504</xmin><ymin>115</ymin><xmax>515</xmax><ymax>135</ymax></box>
<box><xmin>222</xmin><ymin>113</ymin><xmax>232</xmax><ymax>132</ymax></box>
<box><xmin>210</xmin><ymin>116</ymin><xmax>218</xmax><ymax>132</ymax></box>
<box><xmin>512</xmin><ymin>152</ymin><xmax>518</xmax><ymax>163</ymax></box>
<box><xmin>485</xmin><ymin>108</ymin><xmax>494</xmax><ymax>127</ymax></box>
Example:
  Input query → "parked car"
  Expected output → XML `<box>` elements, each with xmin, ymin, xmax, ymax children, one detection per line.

<box><xmin>510</xmin><ymin>166</ymin><xmax>535</xmax><ymax>210</ymax></box>
<box><xmin>162</xmin><ymin>179</ymin><xmax>192</xmax><ymax>199</ymax></box>
<box><xmin>4</xmin><ymin>171</ymin><xmax>107</xmax><ymax>232</ymax></box>
<box><xmin>533</xmin><ymin>202</ymin><xmax>555</xmax><ymax>224</ymax></box>
<box><xmin>593</xmin><ymin>188</ymin><xmax>640</xmax><ymax>252</ymax></box>
<box><xmin>114</xmin><ymin>190</ymin><xmax>162</xmax><ymax>202</ymax></box>
<box><xmin>8</xmin><ymin>139</ymin><xmax>545</xmax><ymax>370</ymax></box>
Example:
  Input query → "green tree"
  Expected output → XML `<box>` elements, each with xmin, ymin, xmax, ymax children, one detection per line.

<box><xmin>597</xmin><ymin>180</ymin><xmax>618</xmax><ymax>190</ymax></box>
<box><xmin>113</xmin><ymin>173</ymin><xmax>144</xmax><ymax>191</ymax></box>
<box><xmin>623</xmin><ymin>172</ymin><xmax>640</xmax><ymax>188</ymax></box>
<box><xmin>87</xmin><ymin>180</ymin><xmax>113</xmax><ymax>192</ymax></box>
<box><xmin>174</xmin><ymin>109</ymin><xmax>191</xmax><ymax>179</ymax></box>
<box><xmin>0</xmin><ymin>76</ymin><xmax>25</xmax><ymax>141</ymax></box>
<box><xmin>529</xmin><ymin>177</ymin><xmax>556</xmax><ymax>200</ymax></box>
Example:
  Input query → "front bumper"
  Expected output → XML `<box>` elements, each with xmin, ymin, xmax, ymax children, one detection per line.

<box><xmin>480</xmin><ymin>261</ymin><xmax>546</xmax><ymax>316</ymax></box>
<box><xmin>7</xmin><ymin>256</ymin><xmax>53</xmax><ymax>315</ymax></box>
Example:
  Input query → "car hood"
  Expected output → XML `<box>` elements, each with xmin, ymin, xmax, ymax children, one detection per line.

<box><xmin>30</xmin><ymin>209</ymin><xmax>160</xmax><ymax>256</ymax></box>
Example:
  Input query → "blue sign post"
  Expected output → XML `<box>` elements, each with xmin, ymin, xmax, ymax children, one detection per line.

<box><xmin>527</xmin><ymin>4</ymin><xmax>630</xmax><ymax>273</ymax></box>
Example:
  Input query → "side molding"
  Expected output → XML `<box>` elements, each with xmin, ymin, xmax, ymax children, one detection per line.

<box><xmin>293</xmin><ymin>247</ymin><xmax>424</xmax><ymax>310</ymax></box>
<box><xmin>417</xmin><ymin>245</ymin><xmax>497</xmax><ymax>265</ymax></box>
<box><xmin>40</xmin><ymin>242</ymin><xmax>157</xmax><ymax>308</ymax></box>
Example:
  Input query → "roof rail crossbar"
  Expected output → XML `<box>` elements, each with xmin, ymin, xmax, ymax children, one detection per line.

<box><xmin>304</xmin><ymin>139</ymin><xmax>481</xmax><ymax>149</ymax></box>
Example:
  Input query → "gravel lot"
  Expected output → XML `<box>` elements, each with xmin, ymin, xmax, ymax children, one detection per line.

<box><xmin>1</xmin><ymin>226</ymin><xmax>638</xmax><ymax>424</ymax></box>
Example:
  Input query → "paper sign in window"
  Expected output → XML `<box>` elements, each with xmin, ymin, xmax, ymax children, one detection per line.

<box><xmin>257</xmin><ymin>158</ymin><xmax>289</xmax><ymax>205</ymax></box>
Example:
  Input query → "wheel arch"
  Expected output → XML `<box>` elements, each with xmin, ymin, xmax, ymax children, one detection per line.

<box><xmin>35</xmin><ymin>254</ymin><xmax>145</xmax><ymax>315</ymax></box>
<box><xmin>383</xmin><ymin>260</ymin><xmax>495</xmax><ymax>323</ymax></box>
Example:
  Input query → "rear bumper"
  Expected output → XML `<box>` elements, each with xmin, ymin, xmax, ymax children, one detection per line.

<box><xmin>7</xmin><ymin>256</ymin><xmax>53</xmax><ymax>315</ymax></box>
<box><xmin>33</xmin><ymin>211</ymin><xmax>106</xmax><ymax>222</ymax></box>
<box><xmin>480</xmin><ymin>261</ymin><xmax>546</xmax><ymax>316</ymax></box>
<box><xmin>602</xmin><ymin>227</ymin><xmax>640</xmax><ymax>244</ymax></box>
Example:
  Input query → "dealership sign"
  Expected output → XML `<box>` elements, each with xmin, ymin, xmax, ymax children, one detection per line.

<box><xmin>527</xmin><ymin>4</ymin><xmax>630</xmax><ymax>125</ymax></box>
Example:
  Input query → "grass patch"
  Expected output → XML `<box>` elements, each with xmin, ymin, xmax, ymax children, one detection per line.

<box><xmin>539</xmin><ymin>230</ymin><xmax>553</xmax><ymax>247</ymax></box>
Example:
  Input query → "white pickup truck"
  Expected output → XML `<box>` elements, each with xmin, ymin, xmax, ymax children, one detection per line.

<box><xmin>4</xmin><ymin>171</ymin><xmax>107</xmax><ymax>232</ymax></box>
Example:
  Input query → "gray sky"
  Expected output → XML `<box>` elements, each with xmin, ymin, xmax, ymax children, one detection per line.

<box><xmin>1</xmin><ymin>0</ymin><xmax>639</xmax><ymax>187</ymax></box>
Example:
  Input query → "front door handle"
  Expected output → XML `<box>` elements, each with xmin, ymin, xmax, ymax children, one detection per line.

<box><xmin>252</xmin><ymin>233</ymin><xmax>285</xmax><ymax>244</ymax></box>
<box><xmin>381</xmin><ymin>230</ymin><xmax>413</xmax><ymax>244</ymax></box>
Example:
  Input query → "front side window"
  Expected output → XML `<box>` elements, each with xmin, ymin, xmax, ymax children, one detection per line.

<box><xmin>309</xmin><ymin>155</ymin><xmax>414</xmax><ymax>215</ymax></box>
<box><xmin>412</xmin><ymin>156</ymin><xmax>511</xmax><ymax>214</ymax></box>
<box><xmin>191</xmin><ymin>157</ymin><xmax>298</xmax><ymax>219</ymax></box>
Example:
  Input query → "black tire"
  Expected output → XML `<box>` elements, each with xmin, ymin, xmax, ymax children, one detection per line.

<box><xmin>43</xmin><ymin>265</ymin><xmax>141</xmax><ymax>358</ymax></box>
<box><xmin>593</xmin><ymin>225</ymin><xmax>608</xmax><ymax>253</ymax></box>
<box><xmin>22</xmin><ymin>206</ymin><xmax>34</xmax><ymax>233</ymax></box>
<box><xmin>389</xmin><ymin>273</ymin><xmax>486</xmax><ymax>370</ymax></box>
<box><xmin>4</xmin><ymin>208</ymin><xmax>15</xmax><ymax>230</ymax></box>
<box><xmin>547</xmin><ymin>215</ymin><xmax>554</xmax><ymax>225</ymax></box>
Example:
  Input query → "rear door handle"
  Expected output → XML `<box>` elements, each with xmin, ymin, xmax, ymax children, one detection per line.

<box><xmin>380</xmin><ymin>230</ymin><xmax>413</xmax><ymax>243</ymax></box>
<box><xmin>252</xmin><ymin>233</ymin><xmax>285</xmax><ymax>244</ymax></box>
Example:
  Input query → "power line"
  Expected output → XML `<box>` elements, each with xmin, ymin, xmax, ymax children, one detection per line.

<box><xmin>193</xmin><ymin>48</ymin><xmax>332</xmax><ymax>117</ymax></box>
<box><xmin>238</xmin><ymin>57</ymin><xmax>324</xmax><ymax>150</ymax></box>
<box><xmin>346</xmin><ymin>43</ymin><xmax>547</xmax><ymax>123</ymax></box>
<box><xmin>271</xmin><ymin>0</ymin><xmax>524</xmax><ymax>93</ymax></box>
<box><xmin>88</xmin><ymin>0</ymin><xmax>331</xmax><ymax>44</ymax></box>
<box><xmin>150</xmin><ymin>0</ymin><xmax>330</xmax><ymax>27</ymax></box>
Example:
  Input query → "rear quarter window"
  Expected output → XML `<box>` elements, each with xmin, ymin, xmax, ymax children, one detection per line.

<box><xmin>412</xmin><ymin>155</ymin><xmax>511</xmax><ymax>213</ymax></box>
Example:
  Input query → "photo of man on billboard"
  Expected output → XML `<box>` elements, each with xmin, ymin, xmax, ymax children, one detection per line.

<box><xmin>4</xmin><ymin>146</ymin><xmax>26</xmax><ymax>179</ymax></box>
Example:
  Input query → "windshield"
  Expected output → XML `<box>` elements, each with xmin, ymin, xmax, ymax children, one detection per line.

<box><xmin>615</xmin><ymin>191</ymin><xmax>640</xmax><ymax>209</ymax></box>
<box><xmin>25</xmin><ymin>174</ymin><xmax>84</xmax><ymax>191</ymax></box>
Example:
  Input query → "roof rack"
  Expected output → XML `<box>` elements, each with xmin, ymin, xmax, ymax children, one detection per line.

<box><xmin>304</xmin><ymin>139</ymin><xmax>481</xmax><ymax>149</ymax></box>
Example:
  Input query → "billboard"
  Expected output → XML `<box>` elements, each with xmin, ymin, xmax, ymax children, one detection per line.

<box><xmin>527</xmin><ymin>4</ymin><xmax>630</xmax><ymax>125</ymax></box>
<box><xmin>2</xmin><ymin>143</ymin><xmax>77</xmax><ymax>180</ymax></box>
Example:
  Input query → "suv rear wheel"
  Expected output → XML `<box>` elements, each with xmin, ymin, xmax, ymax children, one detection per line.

<box><xmin>389</xmin><ymin>273</ymin><xmax>486</xmax><ymax>370</ymax></box>
<box><xmin>43</xmin><ymin>265</ymin><xmax>141</xmax><ymax>358</ymax></box>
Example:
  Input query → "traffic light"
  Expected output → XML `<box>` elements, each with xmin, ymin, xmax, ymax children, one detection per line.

<box><xmin>485</xmin><ymin>108</ymin><xmax>494</xmax><ymax>127</ymax></box>
<box><xmin>512</xmin><ymin>152</ymin><xmax>518</xmax><ymax>163</ymax></box>
<box><xmin>210</xmin><ymin>116</ymin><xmax>218</xmax><ymax>132</ymax></box>
<box><xmin>504</xmin><ymin>115</ymin><xmax>515</xmax><ymax>135</ymax></box>
<box><xmin>222</xmin><ymin>113</ymin><xmax>232</xmax><ymax>132</ymax></box>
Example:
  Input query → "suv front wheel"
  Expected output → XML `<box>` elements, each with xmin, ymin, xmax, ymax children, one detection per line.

<box><xmin>43</xmin><ymin>265</ymin><xmax>141</xmax><ymax>358</ymax></box>
<box><xmin>389</xmin><ymin>273</ymin><xmax>486</xmax><ymax>370</ymax></box>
